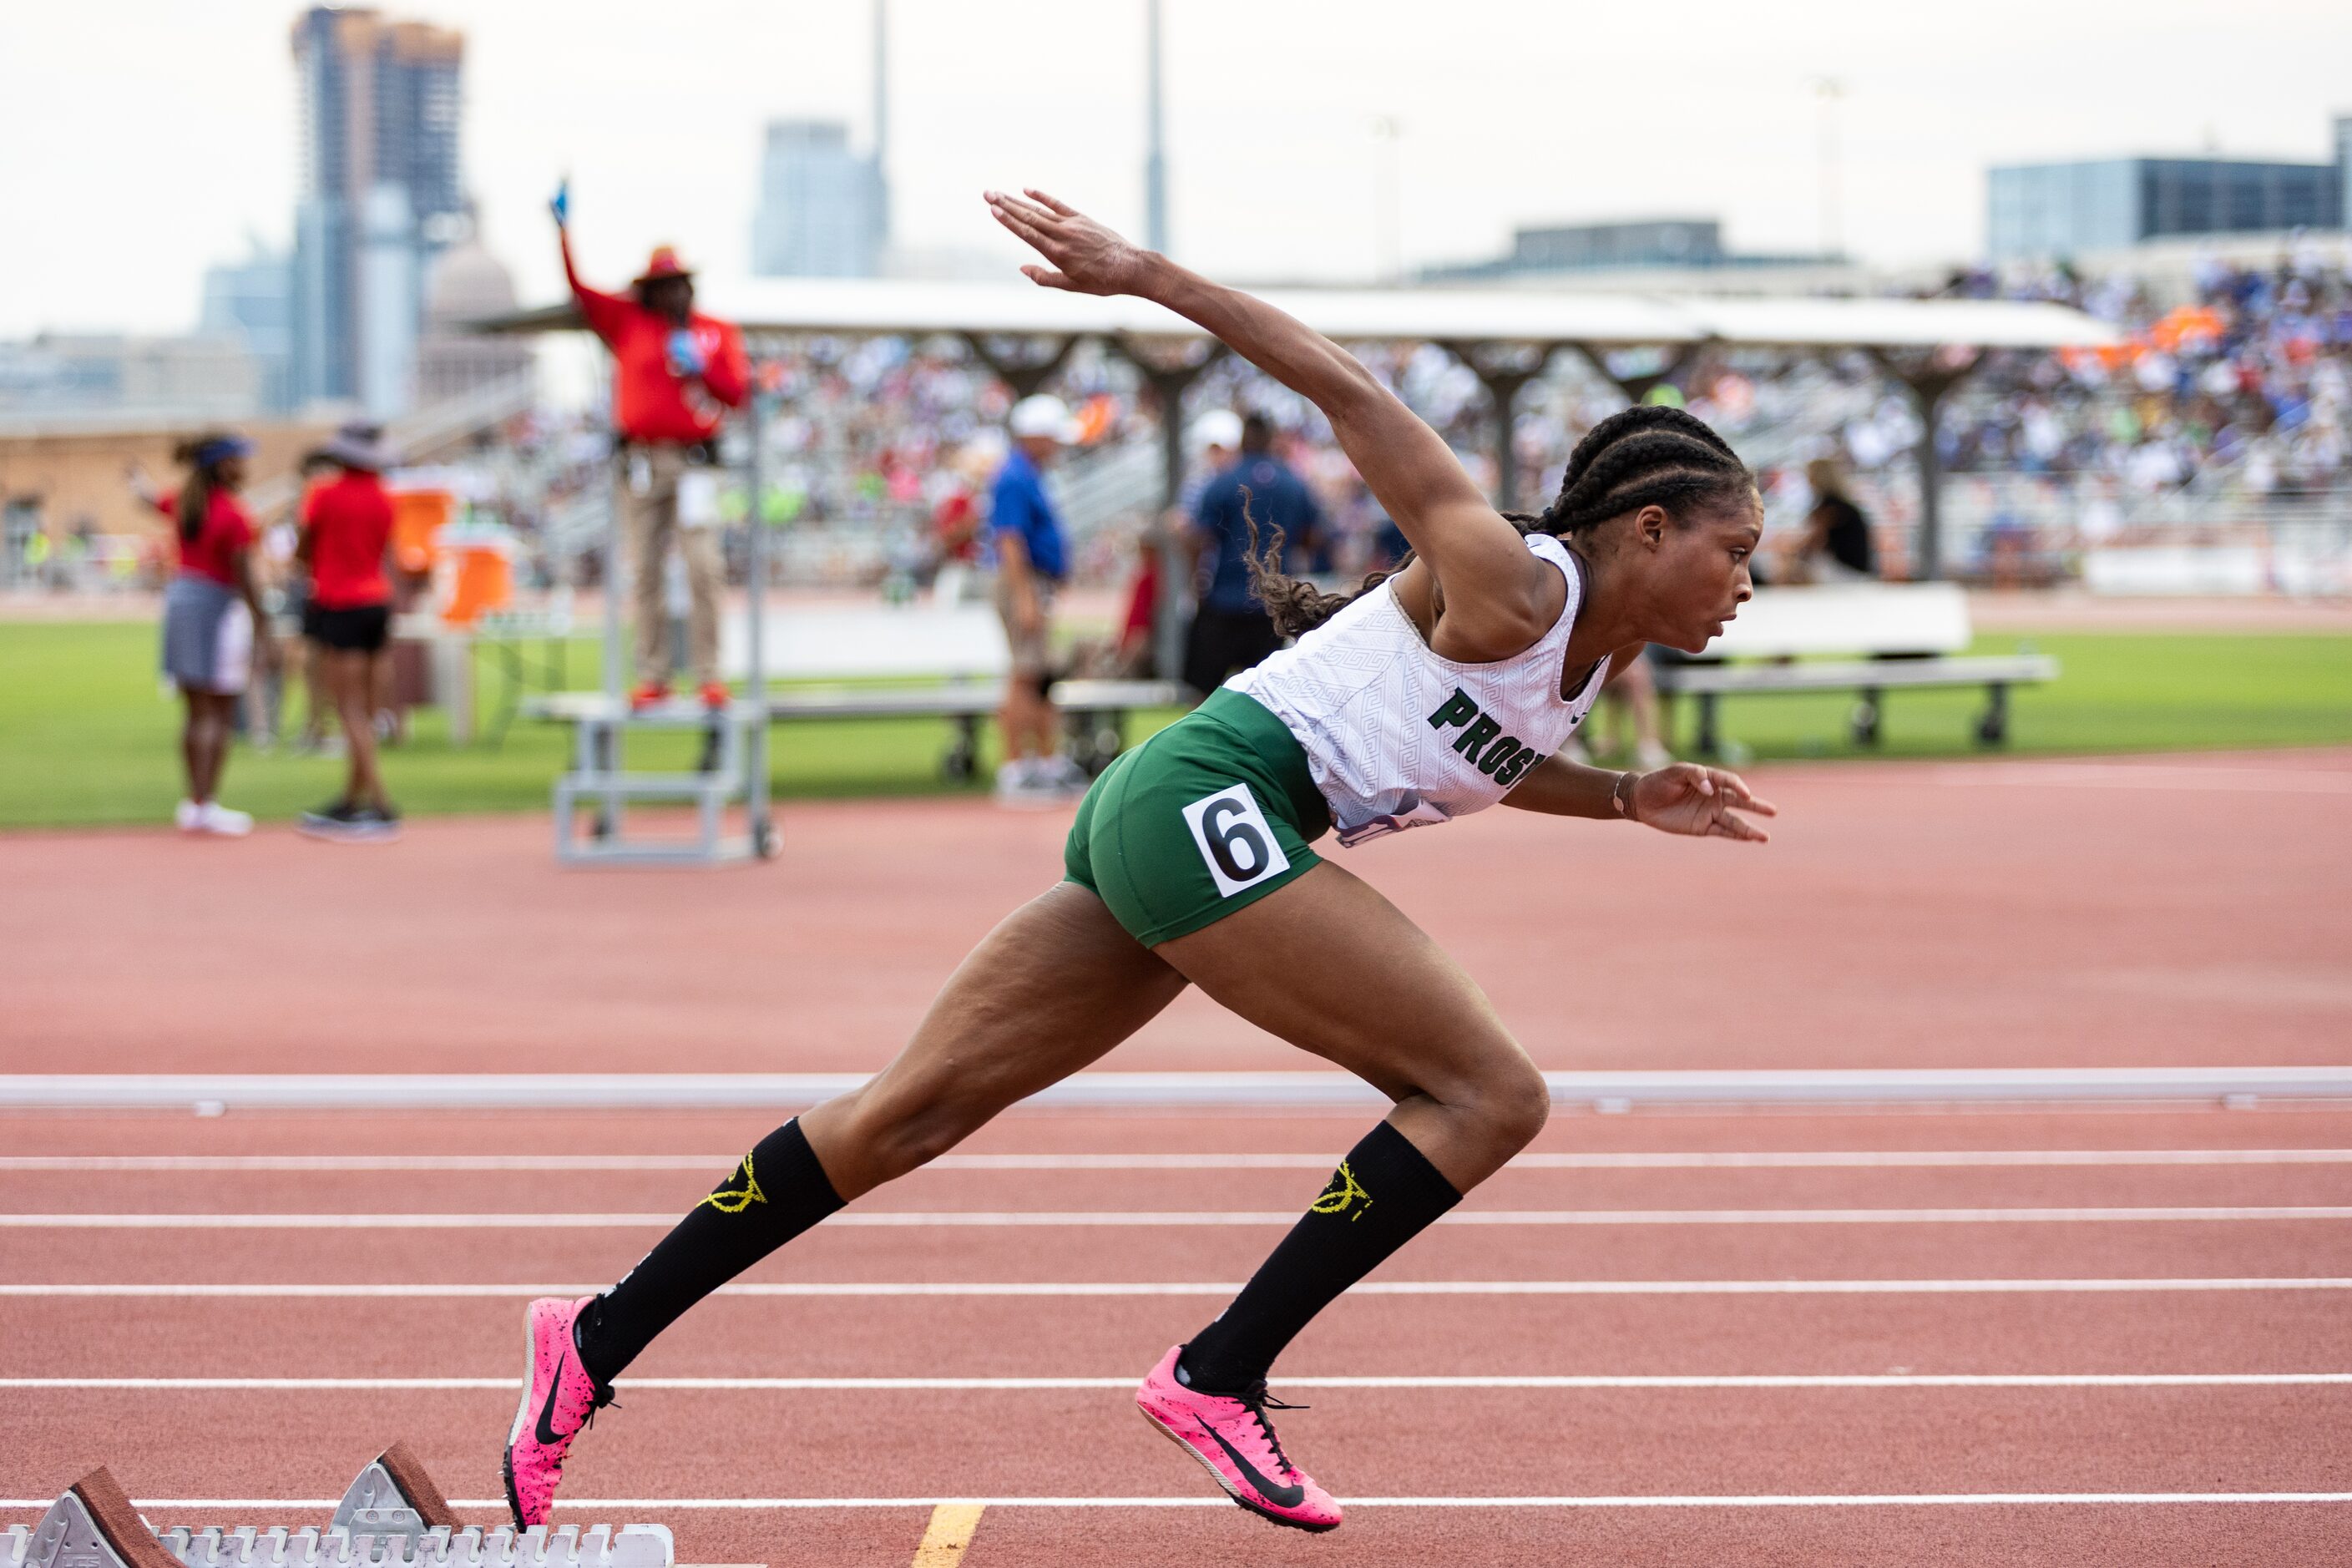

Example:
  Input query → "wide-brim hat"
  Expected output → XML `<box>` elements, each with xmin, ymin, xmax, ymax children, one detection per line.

<box><xmin>311</xmin><ymin>421</ymin><xmax>397</xmax><ymax>473</ymax></box>
<box><xmin>633</xmin><ymin>245</ymin><xmax>695</xmax><ymax>286</ymax></box>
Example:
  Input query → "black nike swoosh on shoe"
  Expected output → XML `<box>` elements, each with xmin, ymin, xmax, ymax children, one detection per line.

<box><xmin>534</xmin><ymin>1355</ymin><xmax>569</xmax><ymax>1446</ymax></box>
<box><xmin>1200</xmin><ymin>1419</ymin><xmax>1306</xmax><ymax>1509</ymax></box>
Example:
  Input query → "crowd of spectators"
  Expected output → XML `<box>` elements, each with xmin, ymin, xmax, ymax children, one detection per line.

<box><xmin>1920</xmin><ymin>245</ymin><xmax>2352</xmax><ymax>497</ymax></box>
<box><xmin>456</xmin><ymin>240</ymin><xmax>2352</xmax><ymax>597</ymax></box>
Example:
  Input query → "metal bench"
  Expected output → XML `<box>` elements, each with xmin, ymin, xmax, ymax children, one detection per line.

<box><xmin>535</xmin><ymin>605</ymin><xmax>1182</xmax><ymax>774</ymax></box>
<box><xmin>524</xmin><ymin>608</ymin><xmax>1185</xmax><ymax>862</ymax></box>
<box><xmin>1649</xmin><ymin>584</ymin><xmax>2058</xmax><ymax>756</ymax></box>
<box><xmin>730</xmin><ymin>605</ymin><xmax>1183</xmax><ymax>773</ymax></box>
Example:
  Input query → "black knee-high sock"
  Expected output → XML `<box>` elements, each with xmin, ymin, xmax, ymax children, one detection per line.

<box><xmin>1180</xmin><ymin>1120</ymin><xmax>1461</xmax><ymax>1394</ymax></box>
<box><xmin>574</xmin><ymin>1118</ymin><xmax>843</xmax><ymax>1383</ymax></box>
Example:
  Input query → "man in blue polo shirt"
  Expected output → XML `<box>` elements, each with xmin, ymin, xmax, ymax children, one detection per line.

<box><xmin>1184</xmin><ymin>412</ymin><xmax>1323</xmax><ymax>695</ymax></box>
<box><xmin>990</xmin><ymin>393</ymin><xmax>1083</xmax><ymax>802</ymax></box>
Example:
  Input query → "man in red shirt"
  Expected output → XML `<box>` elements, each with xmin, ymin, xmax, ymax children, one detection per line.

<box><xmin>554</xmin><ymin>182</ymin><xmax>750</xmax><ymax>710</ymax></box>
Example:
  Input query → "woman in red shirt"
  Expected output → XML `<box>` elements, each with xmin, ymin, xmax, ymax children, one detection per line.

<box><xmin>138</xmin><ymin>432</ymin><xmax>276</xmax><ymax>837</ymax></box>
<box><xmin>295</xmin><ymin>422</ymin><xmax>401</xmax><ymax>841</ymax></box>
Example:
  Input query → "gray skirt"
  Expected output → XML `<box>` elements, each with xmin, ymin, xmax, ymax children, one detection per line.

<box><xmin>160</xmin><ymin>574</ymin><xmax>254</xmax><ymax>695</ymax></box>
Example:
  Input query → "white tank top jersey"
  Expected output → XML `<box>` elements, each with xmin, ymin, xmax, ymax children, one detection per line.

<box><xmin>1229</xmin><ymin>531</ymin><xmax>1610</xmax><ymax>847</ymax></box>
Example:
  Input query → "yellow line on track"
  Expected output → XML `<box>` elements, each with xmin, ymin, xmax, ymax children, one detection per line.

<box><xmin>911</xmin><ymin>1502</ymin><xmax>986</xmax><ymax>1565</ymax></box>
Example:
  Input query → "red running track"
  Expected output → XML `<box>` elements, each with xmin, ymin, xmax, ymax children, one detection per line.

<box><xmin>3</xmin><ymin>750</ymin><xmax>2348</xmax><ymax>1077</ymax></box>
<box><xmin>5</xmin><ymin>1106</ymin><xmax>2352</xmax><ymax>1565</ymax></box>
<box><xmin>5</xmin><ymin>752</ymin><xmax>2350</xmax><ymax>1561</ymax></box>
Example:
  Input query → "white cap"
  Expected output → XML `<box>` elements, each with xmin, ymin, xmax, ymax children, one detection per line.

<box><xmin>1187</xmin><ymin>409</ymin><xmax>1243</xmax><ymax>453</ymax></box>
<box><xmin>1009</xmin><ymin>393</ymin><xmax>1080</xmax><ymax>443</ymax></box>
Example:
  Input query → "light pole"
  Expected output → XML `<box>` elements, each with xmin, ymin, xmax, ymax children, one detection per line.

<box><xmin>1372</xmin><ymin>114</ymin><xmax>1403</xmax><ymax>284</ymax></box>
<box><xmin>1813</xmin><ymin>77</ymin><xmax>1845</xmax><ymax>260</ymax></box>
<box><xmin>1144</xmin><ymin>0</ymin><xmax>1169</xmax><ymax>255</ymax></box>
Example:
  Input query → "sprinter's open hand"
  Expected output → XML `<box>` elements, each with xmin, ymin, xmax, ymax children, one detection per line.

<box><xmin>986</xmin><ymin>190</ymin><xmax>1154</xmax><ymax>297</ymax></box>
<box><xmin>1630</xmin><ymin>763</ymin><xmax>1776</xmax><ymax>842</ymax></box>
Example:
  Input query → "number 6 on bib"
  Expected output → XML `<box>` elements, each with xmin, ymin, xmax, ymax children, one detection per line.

<box><xmin>1182</xmin><ymin>783</ymin><xmax>1292</xmax><ymax>898</ymax></box>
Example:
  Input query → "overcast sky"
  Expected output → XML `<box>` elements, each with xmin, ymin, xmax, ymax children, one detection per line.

<box><xmin>3</xmin><ymin>0</ymin><xmax>2347</xmax><ymax>339</ymax></box>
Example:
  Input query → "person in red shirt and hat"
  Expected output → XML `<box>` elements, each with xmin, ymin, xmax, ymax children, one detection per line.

<box><xmin>554</xmin><ymin>181</ymin><xmax>750</xmax><ymax>711</ymax></box>
<box><xmin>295</xmin><ymin>421</ymin><xmax>402</xmax><ymax>842</ymax></box>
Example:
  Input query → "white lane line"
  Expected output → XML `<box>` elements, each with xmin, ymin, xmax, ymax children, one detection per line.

<box><xmin>7</xmin><ymin>1149</ymin><xmax>2352</xmax><ymax>1172</ymax></box>
<box><xmin>1935</xmin><ymin>762</ymin><xmax>2352</xmax><ymax>795</ymax></box>
<box><xmin>15</xmin><ymin>1067</ymin><xmax>2349</xmax><ymax>1111</ymax></box>
<box><xmin>3</xmin><ymin>1277</ymin><xmax>2349</xmax><ymax>1299</ymax></box>
<box><xmin>4</xmin><ymin>1206</ymin><xmax>2347</xmax><ymax>1228</ymax></box>
<box><xmin>4</xmin><ymin>1373</ymin><xmax>2346</xmax><ymax>1391</ymax></box>
<box><xmin>2</xmin><ymin>1495</ymin><xmax>2347</xmax><ymax>1511</ymax></box>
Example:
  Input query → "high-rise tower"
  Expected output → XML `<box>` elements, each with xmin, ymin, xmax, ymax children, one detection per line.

<box><xmin>750</xmin><ymin>3</ymin><xmax>891</xmax><ymax>278</ymax></box>
<box><xmin>289</xmin><ymin>6</ymin><xmax>465</xmax><ymax>416</ymax></box>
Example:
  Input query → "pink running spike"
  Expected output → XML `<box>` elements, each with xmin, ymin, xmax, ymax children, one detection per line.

<box><xmin>1134</xmin><ymin>1344</ymin><xmax>1342</xmax><ymax>1532</ymax></box>
<box><xmin>501</xmin><ymin>1296</ymin><xmax>612</xmax><ymax>1527</ymax></box>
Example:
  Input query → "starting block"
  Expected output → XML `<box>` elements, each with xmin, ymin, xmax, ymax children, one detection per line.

<box><xmin>3</xmin><ymin>1445</ymin><xmax>670</xmax><ymax>1568</ymax></box>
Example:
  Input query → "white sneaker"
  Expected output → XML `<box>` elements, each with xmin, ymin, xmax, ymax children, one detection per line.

<box><xmin>195</xmin><ymin>802</ymin><xmax>254</xmax><ymax>837</ymax></box>
<box><xmin>1636</xmin><ymin>740</ymin><xmax>1674</xmax><ymax>771</ymax></box>
<box><xmin>994</xmin><ymin>758</ymin><xmax>1068</xmax><ymax>809</ymax></box>
<box><xmin>1041</xmin><ymin>754</ymin><xmax>1091</xmax><ymax>792</ymax></box>
<box><xmin>1562</xmin><ymin>736</ymin><xmax>1594</xmax><ymax>767</ymax></box>
<box><xmin>175</xmin><ymin>799</ymin><xmax>202</xmax><ymax>832</ymax></box>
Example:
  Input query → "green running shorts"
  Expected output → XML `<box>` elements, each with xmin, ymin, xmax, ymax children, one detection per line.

<box><xmin>1065</xmin><ymin>687</ymin><xmax>1333</xmax><ymax>947</ymax></box>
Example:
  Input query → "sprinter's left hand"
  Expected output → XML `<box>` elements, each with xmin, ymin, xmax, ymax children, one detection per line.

<box><xmin>986</xmin><ymin>189</ymin><xmax>1153</xmax><ymax>297</ymax></box>
<box><xmin>1631</xmin><ymin>764</ymin><xmax>1776</xmax><ymax>842</ymax></box>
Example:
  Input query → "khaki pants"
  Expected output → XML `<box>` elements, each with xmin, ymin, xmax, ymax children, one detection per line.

<box><xmin>991</xmin><ymin>573</ymin><xmax>1057</xmax><ymax>680</ymax></box>
<box><xmin>621</xmin><ymin>444</ymin><xmax>724</xmax><ymax>689</ymax></box>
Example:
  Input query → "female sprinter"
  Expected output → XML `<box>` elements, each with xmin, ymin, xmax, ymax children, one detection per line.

<box><xmin>503</xmin><ymin>191</ymin><xmax>1774</xmax><ymax>1535</ymax></box>
<box><xmin>135</xmin><ymin>433</ymin><xmax>276</xmax><ymax>837</ymax></box>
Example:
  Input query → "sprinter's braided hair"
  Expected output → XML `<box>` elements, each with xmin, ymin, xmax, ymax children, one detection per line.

<box><xmin>1247</xmin><ymin>403</ymin><xmax>1753</xmax><ymax>637</ymax></box>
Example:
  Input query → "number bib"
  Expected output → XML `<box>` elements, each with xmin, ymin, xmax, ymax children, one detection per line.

<box><xmin>1062</xmin><ymin>687</ymin><xmax>1328</xmax><ymax>949</ymax></box>
<box><xmin>1181</xmin><ymin>783</ymin><xmax>1293</xmax><ymax>898</ymax></box>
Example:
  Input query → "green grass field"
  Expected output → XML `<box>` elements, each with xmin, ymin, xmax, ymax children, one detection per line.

<box><xmin>1</xmin><ymin>618</ymin><xmax>2345</xmax><ymax>829</ymax></box>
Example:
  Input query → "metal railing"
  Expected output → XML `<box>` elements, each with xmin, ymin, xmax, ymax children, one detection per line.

<box><xmin>1824</xmin><ymin>470</ymin><xmax>2352</xmax><ymax>590</ymax></box>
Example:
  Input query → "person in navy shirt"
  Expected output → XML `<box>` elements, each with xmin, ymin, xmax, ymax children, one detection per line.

<box><xmin>991</xmin><ymin>394</ymin><xmax>1085</xmax><ymax>801</ymax></box>
<box><xmin>1184</xmin><ymin>412</ymin><xmax>1323</xmax><ymax>695</ymax></box>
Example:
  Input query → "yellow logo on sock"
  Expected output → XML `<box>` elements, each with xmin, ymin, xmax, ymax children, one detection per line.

<box><xmin>701</xmin><ymin>1151</ymin><xmax>767</xmax><ymax>1214</ymax></box>
<box><xmin>1309</xmin><ymin>1161</ymin><xmax>1373</xmax><ymax>1222</ymax></box>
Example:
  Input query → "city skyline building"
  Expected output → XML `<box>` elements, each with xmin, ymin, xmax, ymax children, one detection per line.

<box><xmin>1421</xmin><ymin>217</ymin><xmax>1841</xmax><ymax>283</ymax></box>
<box><xmin>0</xmin><ymin>334</ymin><xmax>260</xmax><ymax>427</ymax></box>
<box><xmin>751</xmin><ymin>119</ymin><xmax>885</xmax><ymax>278</ymax></box>
<box><xmin>751</xmin><ymin>0</ymin><xmax>891</xmax><ymax>279</ymax></box>
<box><xmin>199</xmin><ymin>240</ymin><xmax>295</xmax><ymax>414</ymax></box>
<box><xmin>289</xmin><ymin>5</ymin><xmax>465</xmax><ymax>417</ymax></box>
<box><xmin>1988</xmin><ymin>117</ymin><xmax>2349</xmax><ymax>260</ymax></box>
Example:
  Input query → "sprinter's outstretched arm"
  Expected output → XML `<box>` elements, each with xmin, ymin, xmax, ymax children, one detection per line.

<box><xmin>986</xmin><ymin>188</ymin><xmax>1557</xmax><ymax>660</ymax></box>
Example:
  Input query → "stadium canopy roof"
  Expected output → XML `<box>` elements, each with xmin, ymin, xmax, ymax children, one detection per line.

<box><xmin>482</xmin><ymin>277</ymin><xmax>2115</xmax><ymax>584</ymax></box>
<box><xmin>483</xmin><ymin>276</ymin><xmax>2115</xmax><ymax>352</ymax></box>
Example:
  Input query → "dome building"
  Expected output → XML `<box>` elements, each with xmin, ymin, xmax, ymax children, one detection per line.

<box><xmin>415</xmin><ymin>230</ymin><xmax>534</xmax><ymax>407</ymax></box>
